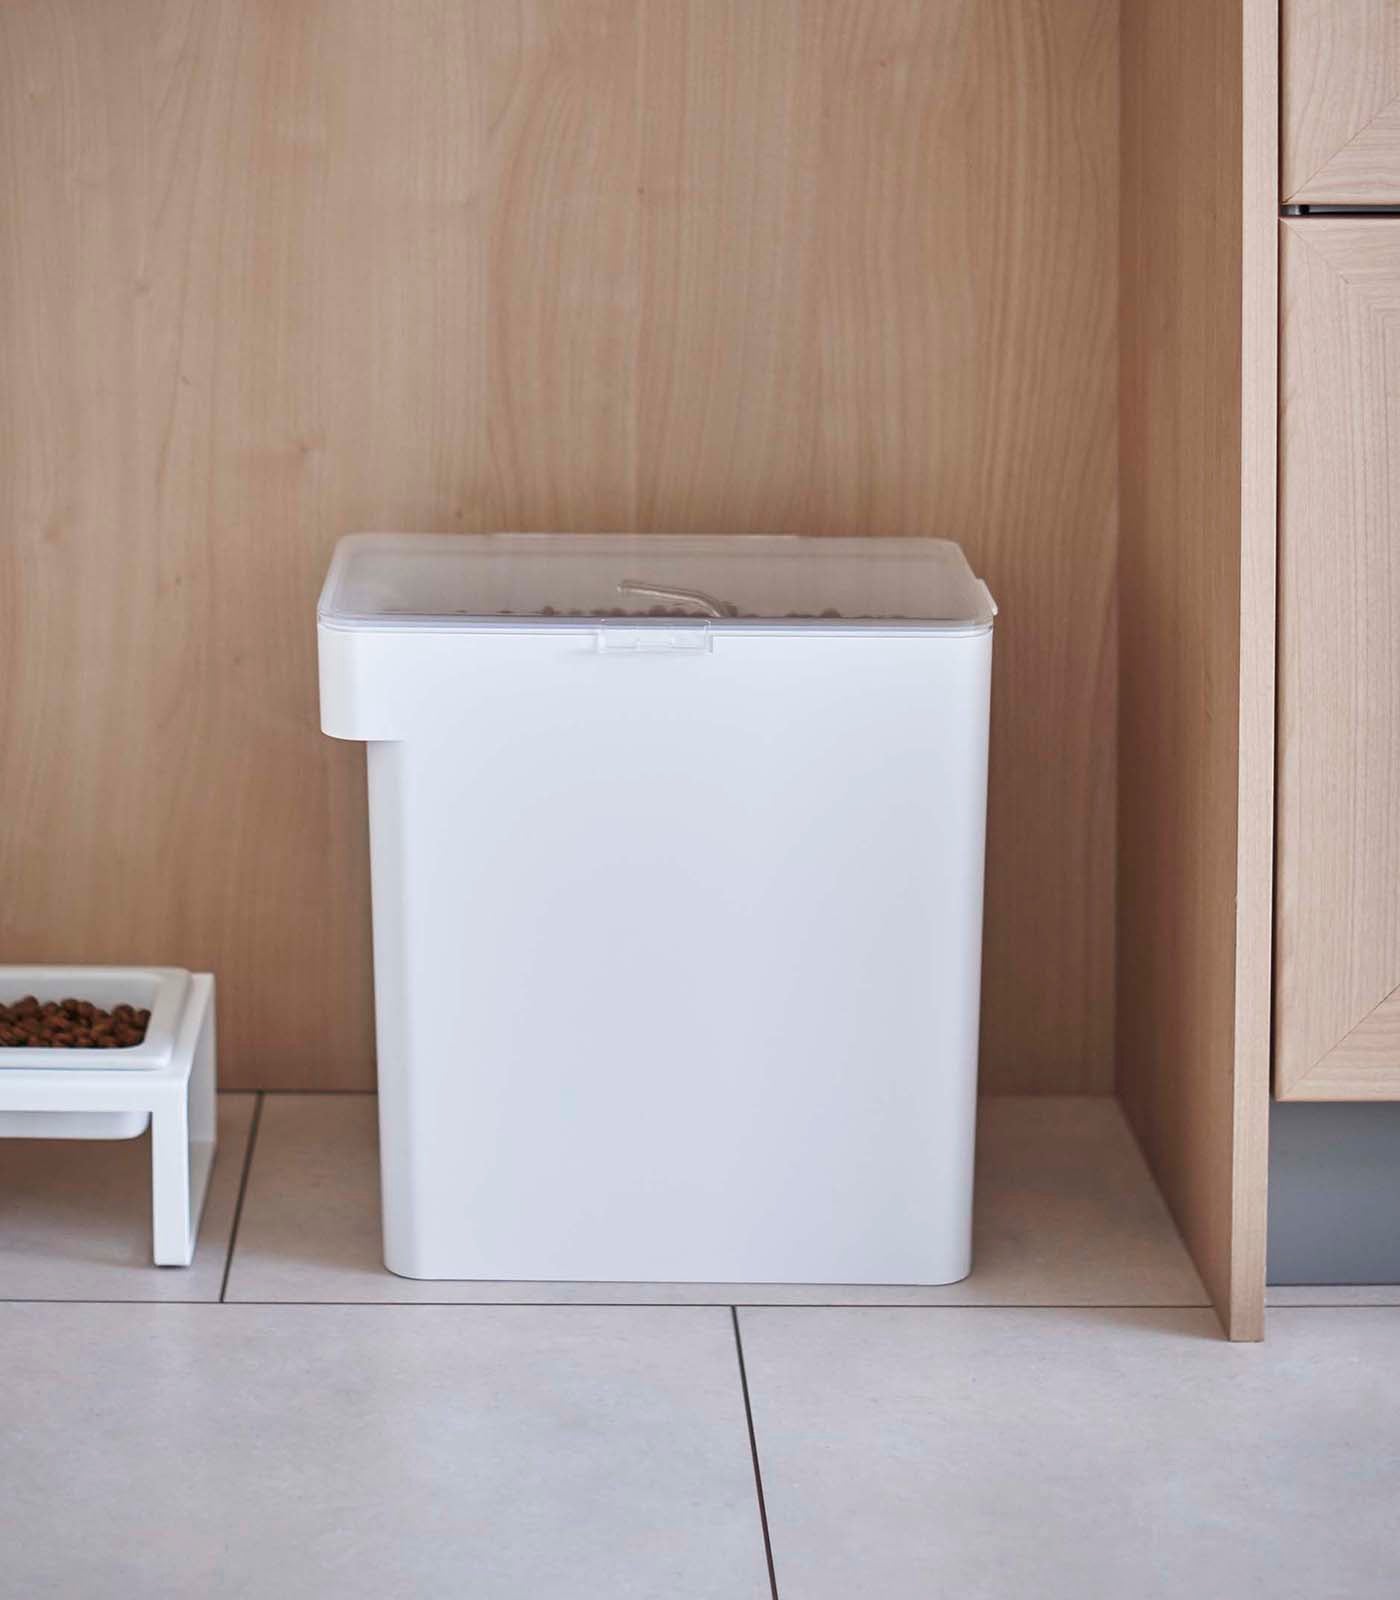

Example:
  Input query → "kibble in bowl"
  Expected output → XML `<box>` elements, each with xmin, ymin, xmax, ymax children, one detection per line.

<box><xmin>0</xmin><ymin>995</ymin><xmax>151</xmax><ymax>1049</ymax></box>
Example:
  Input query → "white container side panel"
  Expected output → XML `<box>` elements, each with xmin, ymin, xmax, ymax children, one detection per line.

<box><xmin>363</xmin><ymin>630</ymin><xmax>991</xmax><ymax>1284</ymax></box>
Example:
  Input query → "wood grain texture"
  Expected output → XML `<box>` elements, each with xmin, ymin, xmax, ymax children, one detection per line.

<box><xmin>483</xmin><ymin>0</ymin><xmax>640</xmax><ymax>531</ymax></box>
<box><xmin>1118</xmin><ymin>0</ymin><xmax>1276</xmax><ymax>1339</ymax></box>
<box><xmin>1</xmin><ymin>1</ymin><xmax>1117</xmax><ymax>1094</ymax></box>
<box><xmin>0</xmin><ymin>1</ymin><xmax>479</xmax><ymax>1088</ymax></box>
<box><xmin>1283</xmin><ymin>0</ymin><xmax>1400</xmax><ymax>203</ymax></box>
<box><xmin>1277</xmin><ymin>220</ymin><xmax>1400</xmax><ymax>1102</ymax></box>
<box><xmin>1285</xmin><ymin>991</ymin><xmax>1400</xmax><ymax>1098</ymax></box>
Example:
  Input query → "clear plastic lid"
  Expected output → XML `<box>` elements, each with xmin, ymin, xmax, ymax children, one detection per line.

<box><xmin>318</xmin><ymin>533</ymin><xmax>996</xmax><ymax>632</ymax></box>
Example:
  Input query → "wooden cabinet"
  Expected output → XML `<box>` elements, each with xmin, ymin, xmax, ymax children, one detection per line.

<box><xmin>1283</xmin><ymin>0</ymin><xmax>1400</xmax><ymax>203</ymax></box>
<box><xmin>1277</xmin><ymin>221</ymin><xmax>1400</xmax><ymax>1098</ymax></box>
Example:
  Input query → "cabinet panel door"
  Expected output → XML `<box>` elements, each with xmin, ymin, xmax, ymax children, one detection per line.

<box><xmin>1278</xmin><ymin>221</ymin><xmax>1400</xmax><ymax>1098</ymax></box>
<box><xmin>1283</xmin><ymin>0</ymin><xmax>1400</xmax><ymax>202</ymax></box>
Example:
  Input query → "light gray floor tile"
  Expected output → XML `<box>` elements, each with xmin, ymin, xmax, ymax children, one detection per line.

<box><xmin>226</xmin><ymin>1093</ymin><xmax>1205</xmax><ymax>1306</ymax></box>
<box><xmin>0</xmin><ymin>1094</ymin><xmax>255</xmax><ymax>1301</ymax></box>
<box><xmin>739</xmin><ymin>1305</ymin><xmax>1400</xmax><ymax>1600</ymax></box>
<box><xmin>0</xmin><ymin>1302</ymin><xmax>768</xmax><ymax>1600</ymax></box>
<box><xmin>1269</xmin><ymin>1284</ymin><xmax>1400</xmax><ymax>1305</ymax></box>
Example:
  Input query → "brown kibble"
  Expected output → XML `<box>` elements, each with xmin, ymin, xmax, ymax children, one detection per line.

<box><xmin>1</xmin><ymin>995</ymin><xmax>150</xmax><ymax>1050</ymax></box>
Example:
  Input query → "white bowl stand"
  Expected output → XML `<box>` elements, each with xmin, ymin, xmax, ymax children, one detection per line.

<box><xmin>0</xmin><ymin>974</ymin><xmax>217</xmax><ymax>1267</ymax></box>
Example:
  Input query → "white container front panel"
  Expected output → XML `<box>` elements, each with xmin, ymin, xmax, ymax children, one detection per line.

<box><xmin>355</xmin><ymin>627</ymin><xmax>991</xmax><ymax>1284</ymax></box>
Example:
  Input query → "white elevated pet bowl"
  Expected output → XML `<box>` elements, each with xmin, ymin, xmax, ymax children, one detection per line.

<box><xmin>0</xmin><ymin>967</ymin><xmax>217</xmax><ymax>1265</ymax></box>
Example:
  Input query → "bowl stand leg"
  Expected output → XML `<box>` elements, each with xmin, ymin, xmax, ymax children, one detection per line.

<box><xmin>150</xmin><ymin>981</ymin><xmax>217</xmax><ymax>1267</ymax></box>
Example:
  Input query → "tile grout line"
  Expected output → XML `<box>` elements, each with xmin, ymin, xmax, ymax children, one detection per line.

<box><xmin>0</xmin><ymin>1298</ymin><xmax>1229</xmax><ymax>1310</ymax></box>
<box><xmin>218</xmin><ymin>1093</ymin><xmax>265</xmax><ymax>1303</ymax></box>
<box><xmin>2</xmin><ymin>1297</ymin><xmax>1396</xmax><ymax>1311</ymax></box>
<box><xmin>1266</xmin><ymin>1301</ymin><xmax>1400</xmax><ymax>1309</ymax></box>
<box><xmin>731</xmin><ymin>1306</ymin><xmax>781</xmax><ymax>1600</ymax></box>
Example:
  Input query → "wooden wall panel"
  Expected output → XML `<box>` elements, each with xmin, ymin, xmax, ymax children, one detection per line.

<box><xmin>0</xmin><ymin>1</ymin><xmax>479</xmax><ymax>1089</ymax></box>
<box><xmin>484</xmin><ymin>0</ymin><xmax>640</xmax><ymax>531</ymax></box>
<box><xmin>1</xmin><ymin>1</ymin><xmax>1116</xmax><ymax>1094</ymax></box>
<box><xmin>635</xmin><ymin>0</ymin><xmax>819</xmax><ymax>534</ymax></box>
<box><xmin>1118</xmin><ymin>0</ymin><xmax>1276</xmax><ymax>1339</ymax></box>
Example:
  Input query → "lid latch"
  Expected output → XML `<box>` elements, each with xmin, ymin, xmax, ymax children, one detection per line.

<box><xmin>595</xmin><ymin>622</ymin><xmax>713</xmax><ymax>655</ymax></box>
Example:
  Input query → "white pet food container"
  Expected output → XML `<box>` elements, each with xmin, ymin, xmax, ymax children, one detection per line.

<box><xmin>319</xmin><ymin>534</ymin><xmax>995</xmax><ymax>1285</ymax></box>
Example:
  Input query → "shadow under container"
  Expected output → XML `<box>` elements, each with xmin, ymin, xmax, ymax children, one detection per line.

<box><xmin>319</xmin><ymin>533</ymin><xmax>995</xmax><ymax>1285</ymax></box>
